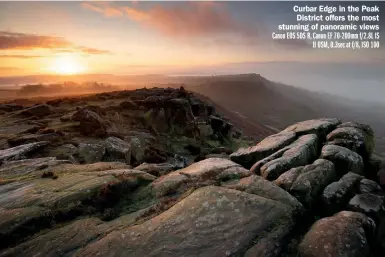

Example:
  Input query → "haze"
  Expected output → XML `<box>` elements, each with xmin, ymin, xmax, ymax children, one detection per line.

<box><xmin>0</xmin><ymin>1</ymin><xmax>384</xmax><ymax>103</ymax></box>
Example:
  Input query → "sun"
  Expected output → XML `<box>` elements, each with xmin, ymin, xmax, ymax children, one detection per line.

<box><xmin>51</xmin><ymin>55</ymin><xmax>86</xmax><ymax>75</ymax></box>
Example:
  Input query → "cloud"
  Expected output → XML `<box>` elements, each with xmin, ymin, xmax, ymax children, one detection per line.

<box><xmin>0</xmin><ymin>31</ymin><xmax>112</xmax><ymax>54</ymax></box>
<box><xmin>82</xmin><ymin>2</ymin><xmax>258</xmax><ymax>40</ymax></box>
<box><xmin>0</xmin><ymin>66</ymin><xmax>20</xmax><ymax>71</ymax></box>
<box><xmin>81</xmin><ymin>2</ymin><xmax>124</xmax><ymax>18</ymax></box>
<box><xmin>0</xmin><ymin>54</ymin><xmax>43</xmax><ymax>59</ymax></box>
<box><xmin>82</xmin><ymin>2</ymin><xmax>311</xmax><ymax>51</ymax></box>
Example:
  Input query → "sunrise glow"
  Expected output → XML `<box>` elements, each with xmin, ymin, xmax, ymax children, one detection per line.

<box><xmin>50</xmin><ymin>55</ymin><xmax>86</xmax><ymax>75</ymax></box>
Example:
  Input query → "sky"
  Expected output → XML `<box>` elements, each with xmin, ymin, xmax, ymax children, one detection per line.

<box><xmin>0</xmin><ymin>1</ymin><xmax>384</xmax><ymax>102</ymax></box>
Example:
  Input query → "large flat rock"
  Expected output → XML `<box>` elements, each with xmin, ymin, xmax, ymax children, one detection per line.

<box><xmin>226</xmin><ymin>175</ymin><xmax>303</xmax><ymax>214</ymax></box>
<box><xmin>0</xmin><ymin>157</ymin><xmax>70</xmax><ymax>181</ymax></box>
<box><xmin>230</xmin><ymin>131</ymin><xmax>296</xmax><ymax>168</ymax></box>
<box><xmin>152</xmin><ymin>158</ymin><xmax>250</xmax><ymax>197</ymax></box>
<box><xmin>77</xmin><ymin>186</ymin><xmax>298</xmax><ymax>257</ymax></box>
<box><xmin>0</xmin><ymin>142</ymin><xmax>49</xmax><ymax>162</ymax></box>
<box><xmin>0</xmin><ymin>165</ymin><xmax>155</xmax><ymax>249</ymax></box>
<box><xmin>283</xmin><ymin>118</ymin><xmax>341</xmax><ymax>137</ymax></box>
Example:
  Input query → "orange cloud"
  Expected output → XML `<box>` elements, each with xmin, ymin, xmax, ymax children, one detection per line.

<box><xmin>0</xmin><ymin>31</ymin><xmax>112</xmax><ymax>54</ymax></box>
<box><xmin>81</xmin><ymin>2</ymin><xmax>124</xmax><ymax>18</ymax></box>
<box><xmin>0</xmin><ymin>55</ymin><xmax>43</xmax><ymax>59</ymax></box>
<box><xmin>82</xmin><ymin>2</ymin><xmax>257</xmax><ymax>39</ymax></box>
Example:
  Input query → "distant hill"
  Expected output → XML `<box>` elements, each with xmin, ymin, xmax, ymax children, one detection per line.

<box><xmin>1</xmin><ymin>73</ymin><xmax>384</xmax><ymax>154</ymax></box>
<box><xmin>184</xmin><ymin>74</ymin><xmax>385</xmax><ymax>155</ymax></box>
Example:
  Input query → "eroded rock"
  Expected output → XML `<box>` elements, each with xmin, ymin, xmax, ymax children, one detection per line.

<box><xmin>134</xmin><ymin>162</ymin><xmax>176</xmax><ymax>176</ymax></box>
<box><xmin>77</xmin><ymin>143</ymin><xmax>106</xmax><ymax>164</ymax></box>
<box><xmin>0</xmin><ymin>141</ymin><xmax>49</xmax><ymax>162</ymax></box>
<box><xmin>151</xmin><ymin>158</ymin><xmax>250</xmax><ymax>197</ymax></box>
<box><xmin>290</xmin><ymin>159</ymin><xmax>337</xmax><ymax>208</ymax></box>
<box><xmin>321</xmin><ymin>172</ymin><xmax>363</xmax><ymax>215</ymax></box>
<box><xmin>0</xmin><ymin>157</ymin><xmax>70</xmax><ymax>180</ymax></box>
<box><xmin>348</xmin><ymin>193</ymin><xmax>384</xmax><ymax>218</ymax></box>
<box><xmin>72</xmin><ymin>108</ymin><xmax>107</xmax><ymax>137</ymax></box>
<box><xmin>283</xmin><ymin>118</ymin><xmax>341</xmax><ymax>137</ymax></box>
<box><xmin>260</xmin><ymin>134</ymin><xmax>319</xmax><ymax>180</ymax></box>
<box><xmin>226</xmin><ymin>175</ymin><xmax>303</xmax><ymax>213</ymax></box>
<box><xmin>230</xmin><ymin>131</ymin><xmax>296</xmax><ymax>169</ymax></box>
<box><xmin>275</xmin><ymin>166</ymin><xmax>305</xmax><ymax>191</ymax></box>
<box><xmin>320</xmin><ymin>144</ymin><xmax>364</xmax><ymax>175</ymax></box>
<box><xmin>8</xmin><ymin>133</ymin><xmax>61</xmax><ymax>147</ymax></box>
<box><xmin>298</xmin><ymin>211</ymin><xmax>375</xmax><ymax>257</ymax></box>
<box><xmin>104</xmin><ymin>137</ymin><xmax>131</xmax><ymax>163</ymax></box>
<box><xmin>19</xmin><ymin>104</ymin><xmax>53</xmax><ymax>118</ymax></box>
<box><xmin>76</xmin><ymin>186</ymin><xmax>298</xmax><ymax>257</ymax></box>
<box><xmin>359</xmin><ymin>179</ymin><xmax>382</xmax><ymax>194</ymax></box>
<box><xmin>327</xmin><ymin>122</ymin><xmax>375</xmax><ymax>160</ymax></box>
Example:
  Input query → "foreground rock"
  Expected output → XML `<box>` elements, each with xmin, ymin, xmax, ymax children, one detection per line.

<box><xmin>77</xmin><ymin>143</ymin><xmax>106</xmax><ymax>164</ymax></box>
<box><xmin>320</xmin><ymin>144</ymin><xmax>364</xmax><ymax>175</ymax></box>
<box><xmin>321</xmin><ymin>172</ymin><xmax>363</xmax><ymax>215</ymax></box>
<box><xmin>19</xmin><ymin>104</ymin><xmax>53</xmax><ymax>117</ymax></box>
<box><xmin>0</xmin><ymin>162</ymin><xmax>154</xmax><ymax>249</ymax></box>
<box><xmin>76</xmin><ymin>186</ymin><xmax>298</xmax><ymax>257</ymax></box>
<box><xmin>290</xmin><ymin>159</ymin><xmax>337</xmax><ymax>208</ymax></box>
<box><xmin>134</xmin><ymin>162</ymin><xmax>177</xmax><ymax>176</ymax></box>
<box><xmin>226</xmin><ymin>175</ymin><xmax>303</xmax><ymax>214</ymax></box>
<box><xmin>0</xmin><ymin>157</ymin><xmax>70</xmax><ymax>181</ymax></box>
<box><xmin>332</xmin><ymin>122</ymin><xmax>375</xmax><ymax>158</ymax></box>
<box><xmin>283</xmin><ymin>118</ymin><xmax>340</xmax><ymax>138</ymax></box>
<box><xmin>151</xmin><ymin>158</ymin><xmax>250</xmax><ymax>197</ymax></box>
<box><xmin>0</xmin><ymin>142</ymin><xmax>48</xmax><ymax>162</ymax></box>
<box><xmin>72</xmin><ymin>108</ymin><xmax>107</xmax><ymax>137</ymax></box>
<box><xmin>275</xmin><ymin>166</ymin><xmax>304</xmax><ymax>191</ymax></box>
<box><xmin>230</xmin><ymin>131</ymin><xmax>296</xmax><ymax>168</ymax></box>
<box><xmin>259</xmin><ymin>134</ymin><xmax>319</xmax><ymax>180</ymax></box>
<box><xmin>327</xmin><ymin>124</ymin><xmax>375</xmax><ymax>160</ymax></box>
<box><xmin>104</xmin><ymin>137</ymin><xmax>131</xmax><ymax>163</ymax></box>
<box><xmin>298</xmin><ymin>211</ymin><xmax>375</xmax><ymax>257</ymax></box>
<box><xmin>347</xmin><ymin>193</ymin><xmax>384</xmax><ymax>219</ymax></box>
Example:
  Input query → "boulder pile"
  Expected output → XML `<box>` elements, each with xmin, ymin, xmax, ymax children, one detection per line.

<box><xmin>0</xmin><ymin>88</ymin><xmax>384</xmax><ymax>257</ymax></box>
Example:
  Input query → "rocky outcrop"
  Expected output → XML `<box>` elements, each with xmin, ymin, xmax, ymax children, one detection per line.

<box><xmin>0</xmin><ymin>157</ymin><xmax>70</xmax><ymax>181</ymax></box>
<box><xmin>359</xmin><ymin>178</ymin><xmax>382</xmax><ymax>194</ymax></box>
<box><xmin>275</xmin><ymin>166</ymin><xmax>304</xmax><ymax>191</ymax></box>
<box><xmin>283</xmin><ymin>118</ymin><xmax>340</xmax><ymax>138</ymax></box>
<box><xmin>7</xmin><ymin>133</ymin><xmax>61</xmax><ymax>146</ymax></box>
<box><xmin>328</xmin><ymin>122</ymin><xmax>375</xmax><ymax>159</ymax></box>
<box><xmin>77</xmin><ymin>143</ymin><xmax>106</xmax><ymax>164</ymax></box>
<box><xmin>259</xmin><ymin>134</ymin><xmax>319</xmax><ymax>180</ymax></box>
<box><xmin>19</xmin><ymin>104</ymin><xmax>53</xmax><ymax>117</ymax></box>
<box><xmin>104</xmin><ymin>137</ymin><xmax>131</xmax><ymax>163</ymax></box>
<box><xmin>0</xmin><ymin>104</ymin><xmax>23</xmax><ymax>112</ymax></box>
<box><xmin>298</xmin><ymin>211</ymin><xmax>375</xmax><ymax>257</ymax></box>
<box><xmin>230</xmin><ymin>131</ymin><xmax>296</xmax><ymax>168</ymax></box>
<box><xmin>321</xmin><ymin>172</ymin><xmax>363</xmax><ymax>215</ymax></box>
<box><xmin>226</xmin><ymin>175</ymin><xmax>303</xmax><ymax>213</ymax></box>
<box><xmin>134</xmin><ymin>162</ymin><xmax>177</xmax><ymax>176</ymax></box>
<box><xmin>290</xmin><ymin>159</ymin><xmax>337</xmax><ymax>208</ymax></box>
<box><xmin>72</xmin><ymin>108</ymin><xmax>107</xmax><ymax>137</ymax></box>
<box><xmin>76</xmin><ymin>186</ymin><xmax>298</xmax><ymax>257</ymax></box>
<box><xmin>320</xmin><ymin>144</ymin><xmax>364</xmax><ymax>175</ymax></box>
<box><xmin>2</xmin><ymin>93</ymin><xmax>385</xmax><ymax>257</ymax></box>
<box><xmin>151</xmin><ymin>158</ymin><xmax>250</xmax><ymax>197</ymax></box>
<box><xmin>0</xmin><ymin>162</ymin><xmax>153</xmax><ymax>249</ymax></box>
<box><xmin>348</xmin><ymin>193</ymin><xmax>384</xmax><ymax>218</ymax></box>
<box><xmin>0</xmin><ymin>141</ymin><xmax>48</xmax><ymax>161</ymax></box>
